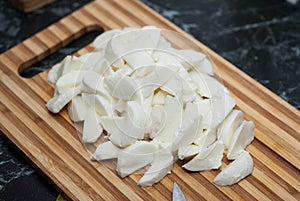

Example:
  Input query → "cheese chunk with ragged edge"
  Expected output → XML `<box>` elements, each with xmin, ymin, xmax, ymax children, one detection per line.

<box><xmin>91</xmin><ymin>141</ymin><xmax>120</xmax><ymax>161</ymax></box>
<box><xmin>48</xmin><ymin>55</ymin><xmax>84</xmax><ymax>84</ymax></box>
<box><xmin>117</xmin><ymin>141</ymin><xmax>158</xmax><ymax>178</ymax></box>
<box><xmin>105</xmin><ymin>28</ymin><xmax>161</xmax><ymax>66</ymax></box>
<box><xmin>131</xmin><ymin>65</ymin><xmax>156</xmax><ymax>79</ymax></box>
<box><xmin>172</xmin><ymin>49</ymin><xmax>206</xmax><ymax>71</ymax></box>
<box><xmin>227</xmin><ymin>121</ymin><xmax>255</xmax><ymax>160</ymax></box>
<box><xmin>82</xmin><ymin>93</ymin><xmax>114</xmax><ymax>117</ymax></box>
<box><xmin>93</xmin><ymin>29</ymin><xmax>122</xmax><ymax>50</ymax></box>
<box><xmin>93</xmin><ymin>60</ymin><xmax>114</xmax><ymax>76</ymax></box>
<box><xmin>48</xmin><ymin>62</ymin><xmax>62</xmax><ymax>84</ymax></box>
<box><xmin>61</xmin><ymin>56</ymin><xmax>84</xmax><ymax>76</ymax></box>
<box><xmin>100</xmin><ymin>116</ymin><xmax>136</xmax><ymax>148</ymax></box>
<box><xmin>140</xmin><ymin>66</ymin><xmax>176</xmax><ymax>98</ymax></box>
<box><xmin>195</xmin><ymin>74</ymin><xmax>235</xmax><ymax>129</ymax></box>
<box><xmin>121</xmin><ymin>101</ymin><xmax>147</xmax><ymax>140</ymax></box>
<box><xmin>152</xmin><ymin>50</ymin><xmax>182</xmax><ymax>70</ymax></box>
<box><xmin>79</xmin><ymin>51</ymin><xmax>105</xmax><ymax>71</ymax></box>
<box><xmin>214</xmin><ymin>151</ymin><xmax>253</xmax><ymax>186</ymax></box>
<box><xmin>56</xmin><ymin>70</ymin><xmax>94</xmax><ymax>94</ymax></box>
<box><xmin>82</xmin><ymin>108</ymin><xmax>103</xmax><ymax>143</ymax></box>
<box><xmin>152</xmin><ymin>89</ymin><xmax>168</xmax><ymax>105</ymax></box>
<box><xmin>172</xmin><ymin>115</ymin><xmax>202</xmax><ymax>151</ymax></box>
<box><xmin>147</xmin><ymin>105</ymin><xmax>166</xmax><ymax>139</ymax></box>
<box><xmin>217</xmin><ymin>110</ymin><xmax>244</xmax><ymax>149</ymax></box>
<box><xmin>123</xmin><ymin>51</ymin><xmax>155</xmax><ymax>70</ymax></box>
<box><xmin>104</xmin><ymin>73</ymin><xmax>141</xmax><ymax>101</ymax></box>
<box><xmin>46</xmin><ymin>87</ymin><xmax>81</xmax><ymax>113</ymax></box>
<box><xmin>114</xmin><ymin>99</ymin><xmax>127</xmax><ymax>113</ymax></box>
<box><xmin>68</xmin><ymin>95</ymin><xmax>89</xmax><ymax>122</ymax></box>
<box><xmin>161</xmin><ymin>73</ymin><xmax>184</xmax><ymax>97</ymax></box>
<box><xmin>183</xmin><ymin>141</ymin><xmax>224</xmax><ymax>171</ymax></box>
<box><xmin>138</xmin><ymin>146</ymin><xmax>173</xmax><ymax>186</ymax></box>
<box><xmin>183</xmin><ymin>99</ymin><xmax>210</xmax><ymax>122</ymax></box>
<box><xmin>178</xmin><ymin>144</ymin><xmax>202</xmax><ymax>160</ymax></box>
<box><xmin>154</xmin><ymin>96</ymin><xmax>182</xmax><ymax>143</ymax></box>
<box><xmin>157</xmin><ymin>36</ymin><xmax>172</xmax><ymax>50</ymax></box>
<box><xmin>193</xmin><ymin>129</ymin><xmax>217</xmax><ymax>150</ymax></box>
<box><xmin>81</xmin><ymin>73</ymin><xmax>111</xmax><ymax>100</ymax></box>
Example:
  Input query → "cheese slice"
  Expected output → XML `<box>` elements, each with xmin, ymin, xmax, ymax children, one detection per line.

<box><xmin>100</xmin><ymin>116</ymin><xmax>136</xmax><ymax>148</ymax></box>
<box><xmin>82</xmin><ymin>108</ymin><xmax>103</xmax><ymax>143</ymax></box>
<box><xmin>68</xmin><ymin>96</ymin><xmax>89</xmax><ymax>122</ymax></box>
<box><xmin>91</xmin><ymin>141</ymin><xmax>120</xmax><ymax>161</ymax></box>
<box><xmin>217</xmin><ymin>110</ymin><xmax>244</xmax><ymax>149</ymax></box>
<box><xmin>227</xmin><ymin>121</ymin><xmax>255</xmax><ymax>160</ymax></box>
<box><xmin>183</xmin><ymin>141</ymin><xmax>224</xmax><ymax>171</ymax></box>
<box><xmin>154</xmin><ymin>96</ymin><xmax>182</xmax><ymax>143</ymax></box>
<box><xmin>46</xmin><ymin>87</ymin><xmax>81</xmax><ymax>113</ymax></box>
<box><xmin>117</xmin><ymin>141</ymin><xmax>158</xmax><ymax>178</ymax></box>
<box><xmin>214</xmin><ymin>151</ymin><xmax>253</xmax><ymax>186</ymax></box>
<box><xmin>138</xmin><ymin>146</ymin><xmax>173</xmax><ymax>186</ymax></box>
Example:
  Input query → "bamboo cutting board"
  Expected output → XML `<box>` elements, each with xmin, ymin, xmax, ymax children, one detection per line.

<box><xmin>1</xmin><ymin>0</ymin><xmax>300</xmax><ymax>200</ymax></box>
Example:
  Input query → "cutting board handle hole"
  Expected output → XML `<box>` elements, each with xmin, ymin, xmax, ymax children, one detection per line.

<box><xmin>19</xmin><ymin>30</ymin><xmax>103</xmax><ymax>78</ymax></box>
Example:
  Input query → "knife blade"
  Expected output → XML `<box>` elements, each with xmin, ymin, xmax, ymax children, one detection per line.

<box><xmin>172</xmin><ymin>182</ymin><xmax>187</xmax><ymax>201</ymax></box>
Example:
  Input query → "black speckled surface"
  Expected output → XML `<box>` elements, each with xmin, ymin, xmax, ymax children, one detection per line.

<box><xmin>0</xmin><ymin>0</ymin><xmax>299</xmax><ymax>200</ymax></box>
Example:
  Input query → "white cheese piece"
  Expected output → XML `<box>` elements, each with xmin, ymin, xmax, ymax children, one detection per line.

<box><xmin>152</xmin><ymin>89</ymin><xmax>168</xmax><ymax>105</ymax></box>
<box><xmin>157</xmin><ymin>36</ymin><xmax>172</xmax><ymax>49</ymax></box>
<box><xmin>217</xmin><ymin>110</ymin><xmax>244</xmax><ymax>149</ymax></box>
<box><xmin>227</xmin><ymin>121</ymin><xmax>255</xmax><ymax>160</ymax></box>
<box><xmin>172</xmin><ymin>49</ymin><xmax>206</xmax><ymax>71</ymax></box>
<box><xmin>82</xmin><ymin>94</ymin><xmax>114</xmax><ymax>116</ymax></box>
<box><xmin>121</xmin><ymin>101</ymin><xmax>147</xmax><ymax>140</ymax></box>
<box><xmin>79</xmin><ymin>51</ymin><xmax>104</xmax><ymax>71</ymax></box>
<box><xmin>152</xmin><ymin>51</ymin><xmax>182</xmax><ymax>71</ymax></box>
<box><xmin>93</xmin><ymin>60</ymin><xmax>114</xmax><ymax>76</ymax></box>
<box><xmin>183</xmin><ymin>99</ymin><xmax>210</xmax><ymax>122</ymax></box>
<box><xmin>183</xmin><ymin>141</ymin><xmax>224</xmax><ymax>171</ymax></box>
<box><xmin>214</xmin><ymin>151</ymin><xmax>253</xmax><ymax>186</ymax></box>
<box><xmin>100</xmin><ymin>116</ymin><xmax>136</xmax><ymax>148</ymax></box>
<box><xmin>154</xmin><ymin>96</ymin><xmax>182</xmax><ymax>143</ymax></box>
<box><xmin>93</xmin><ymin>29</ymin><xmax>122</xmax><ymax>49</ymax></box>
<box><xmin>46</xmin><ymin>87</ymin><xmax>81</xmax><ymax>113</ymax></box>
<box><xmin>161</xmin><ymin>74</ymin><xmax>183</xmax><ymax>97</ymax></box>
<box><xmin>193</xmin><ymin>129</ymin><xmax>217</xmax><ymax>150</ymax></box>
<box><xmin>68</xmin><ymin>95</ymin><xmax>89</xmax><ymax>122</ymax></box>
<box><xmin>48</xmin><ymin>55</ymin><xmax>83</xmax><ymax>84</ymax></box>
<box><xmin>91</xmin><ymin>141</ymin><xmax>120</xmax><ymax>161</ymax></box>
<box><xmin>138</xmin><ymin>146</ymin><xmax>173</xmax><ymax>186</ymax></box>
<box><xmin>194</xmin><ymin>74</ymin><xmax>235</xmax><ymax>129</ymax></box>
<box><xmin>81</xmin><ymin>73</ymin><xmax>111</xmax><ymax>100</ymax></box>
<box><xmin>189</xmin><ymin>71</ymin><xmax>211</xmax><ymax>98</ymax></box>
<box><xmin>172</xmin><ymin>115</ymin><xmax>202</xmax><ymax>150</ymax></box>
<box><xmin>117</xmin><ymin>141</ymin><xmax>158</xmax><ymax>178</ymax></box>
<box><xmin>105</xmin><ymin>28</ymin><xmax>161</xmax><ymax>67</ymax></box>
<box><xmin>140</xmin><ymin>66</ymin><xmax>176</xmax><ymax>97</ymax></box>
<box><xmin>114</xmin><ymin>99</ymin><xmax>127</xmax><ymax>113</ymax></box>
<box><xmin>148</xmin><ymin>105</ymin><xmax>166</xmax><ymax>139</ymax></box>
<box><xmin>105</xmin><ymin>74</ymin><xmax>141</xmax><ymax>101</ymax></box>
<box><xmin>82</xmin><ymin>108</ymin><xmax>103</xmax><ymax>143</ymax></box>
<box><xmin>56</xmin><ymin>70</ymin><xmax>94</xmax><ymax>94</ymax></box>
<box><xmin>61</xmin><ymin>56</ymin><xmax>84</xmax><ymax>76</ymax></box>
<box><xmin>178</xmin><ymin>144</ymin><xmax>202</xmax><ymax>160</ymax></box>
<box><xmin>48</xmin><ymin>62</ymin><xmax>62</xmax><ymax>84</ymax></box>
<box><xmin>131</xmin><ymin>65</ymin><xmax>156</xmax><ymax>79</ymax></box>
<box><xmin>197</xmin><ymin>58</ymin><xmax>214</xmax><ymax>76</ymax></box>
<box><xmin>123</xmin><ymin>51</ymin><xmax>155</xmax><ymax>70</ymax></box>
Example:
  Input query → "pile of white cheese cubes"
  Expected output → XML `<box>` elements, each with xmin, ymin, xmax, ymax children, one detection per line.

<box><xmin>46</xmin><ymin>26</ymin><xmax>255</xmax><ymax>186</ymax></box>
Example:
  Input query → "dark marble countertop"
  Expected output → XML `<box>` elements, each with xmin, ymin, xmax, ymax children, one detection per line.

<box><xmin>0</xmin><ymin>0</ymin><xmax>299</xmax><ymax>200</ymax></box>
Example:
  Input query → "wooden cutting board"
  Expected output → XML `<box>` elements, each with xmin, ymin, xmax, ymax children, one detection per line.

<box><xmin>0</xmin><ymin>0</ymin><xmax>299</xmax><ymax>200</ymax></box>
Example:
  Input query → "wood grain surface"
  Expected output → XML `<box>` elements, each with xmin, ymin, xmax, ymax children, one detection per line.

<box><xmin>0</xmin><ymin>0</ymin><xmax>300</xmax><ymax>200</ymax></box>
